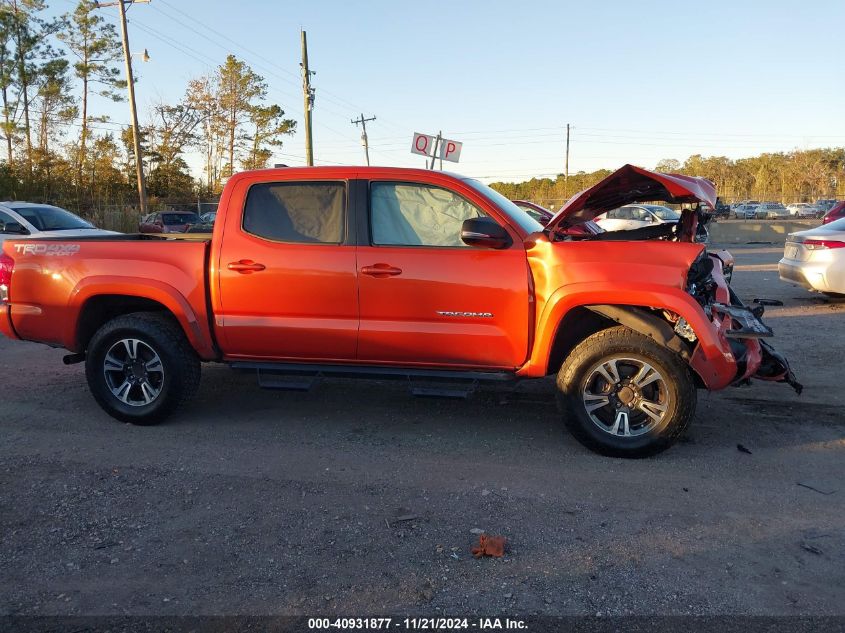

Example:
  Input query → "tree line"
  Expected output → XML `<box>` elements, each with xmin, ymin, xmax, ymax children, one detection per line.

<box><xmin>1</xmin><ymin>0</ymin><xmax>842</xmax><ymax>225</ymax></box>
<box><xmin>490</xmin><ymin>148</ymin><xmax>845</xmax><ymax>210</ymax></box>
<box><xmin>0</xmin><ymin>0</ymin><xmax>295</xmax><ymax>220</ymax></box>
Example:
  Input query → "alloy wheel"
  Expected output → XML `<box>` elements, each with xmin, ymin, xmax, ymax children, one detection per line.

<box><xmin>103</xmin><ymin>338</ymin><xmax>165</xmax><ymax>407</ymax></box>
<box><xmin>581</xmin><ymin>357</ymin><xmax>671</xmax><ymax>437</ymax></box>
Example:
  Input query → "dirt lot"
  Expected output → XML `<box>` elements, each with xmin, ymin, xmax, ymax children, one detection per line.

<box><xmin>1</xmin><ymin>244</ymin><xmax>844</xmax><ymax>618</ymax></box>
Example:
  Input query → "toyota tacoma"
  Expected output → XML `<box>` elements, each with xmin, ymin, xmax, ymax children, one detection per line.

<box><xmin>0</xmin><ymin>164</ymin><xmax>799</xmax><ymax>457</ymax></box>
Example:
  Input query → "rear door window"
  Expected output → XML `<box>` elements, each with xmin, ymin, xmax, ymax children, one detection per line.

<box><xmin>629</xmin><ymin>207</ymin><xmax>648</xmax><ymax>221</ymax></box>
<box><xmin>243</xmin><ymin>182</ymin><xmax>345</xmax><ymax>244</ymax></box>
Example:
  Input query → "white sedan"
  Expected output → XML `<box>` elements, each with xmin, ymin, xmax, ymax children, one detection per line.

<box><xmin>786</xmin><ymin>203</ymin><xmax>821</xmax><ymax>218</ymax></box>
<box><xmin>779</xmin><ymin>218</ymin><xmax>845</xmax><ymax>296</ymax></box>
<box><xmin>0</xmin><ymin>202</ymin><xmax>118</xmax><ymax>246</ymax></box>
<box><xmin>594</xmin><ymin>204</ymin><xmax>680</xmax><ymax>232</ymax></box>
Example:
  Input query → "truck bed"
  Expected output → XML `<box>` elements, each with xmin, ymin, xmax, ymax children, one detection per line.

<box><xmin>0</xmin><ymin>236</ymin><xmax>217</xmax><ymax>359</ymax></box>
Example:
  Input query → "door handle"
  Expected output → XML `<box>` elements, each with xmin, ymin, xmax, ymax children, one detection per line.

<box><xmin>228</xmin><ymin>260</ymin><xmax>266</xmax><ymax>274</ymax></box>
<box><xmin>361</xmin><ymin>263</ymin><xmax>403</xmax><ymax>278</ymax></box>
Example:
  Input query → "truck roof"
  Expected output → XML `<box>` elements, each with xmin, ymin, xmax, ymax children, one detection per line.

<box><xmin>228</xmin><ymin>165</ymin><xmax>470</xmax><ymax>183</ymax></box>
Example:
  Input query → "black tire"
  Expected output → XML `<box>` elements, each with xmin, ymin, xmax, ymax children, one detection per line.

<box><xmin>85</xmin><ymin>312</ymin><xmax>201</xmax><ymax>425</ymax></box>
<box><xmin>556</xmin><ymin>326</ymin><xmax>696</xmax><ymax>458</ymax></box>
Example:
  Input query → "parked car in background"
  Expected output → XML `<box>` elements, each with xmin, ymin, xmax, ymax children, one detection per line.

<box><xmin>815</xmin><ymin>199</ymin><xmax>837</xmax><ymax>214</ymax></box>
<box><xmin>200</xmin><ymin>211</ymin><xmax>217</xmax><ymax>224</ymax></box>
<box><xmin>138</xmin><ymin>211</ymin><xmax>201</xmax><ymax>234</ymax></box>
<box><xmin>755</xmin><ymin>203</ymin><xmax>789</xmax><ymax>219</ymax></box>
<box><xmin>822</xmin><ymin>200</ymin><xmax>845</xmax><ymax>225</ymax></box>
<box><xmin>511</xmin><ymin>200</ymin><xmax>602</xmax><ymax>236</ymax></box>
<box><xmin>594</xmin><ymin>204</ymin><xmax>680</xmax><ymax>232</ymax></box>
<box><xmin>779</xmin><ymin>217</ymin><xmax>845</xmax><ymax>296</ymax></box>
<box><xmin>786</xmin><ymin>203</ymin><xmax>821</xmax><ymax>218</ymax></box>
<box><xmin>733</xmin><ymin>203</ymin><xmax>759</xmax><ymax>219</ymax></box>
<box><xmin>713</xmin><ymin>198</ymin><xmax>731</xmax><ymax>218</ymax></box>
<box><xmin>0</xmin><ymin>201</ymin><xmax>117</xmax><ymax>247</ymax></box>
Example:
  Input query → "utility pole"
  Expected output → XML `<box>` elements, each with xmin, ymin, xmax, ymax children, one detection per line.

<box><xmin>564</xmin><ymin>123</ymin><xmax>570</xmax><ymax>199</ymax></box>
<box><xmin>351</xmin><ymin>113</ymin><xmax>376</xmax><ymax>165</ymax></box>
<box><xmin>300</xmin><ymin>30</ymin><xmax>315</xmax><ymax>166</ymax></box>
<box><xmin>96</xmin><ymin>0</ymin><xmax>150</xmax><ymax>216</ymax></box>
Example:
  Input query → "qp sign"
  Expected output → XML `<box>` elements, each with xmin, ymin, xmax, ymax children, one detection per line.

<box><xmin>411</xmin><ymin>133</ymin><xmax>436</xmax><ymax>157</ymax></box>
<box><xmin>439</xmin><ymin>139</ymin><xmax>462</xmax><ymax>163</ymax></box>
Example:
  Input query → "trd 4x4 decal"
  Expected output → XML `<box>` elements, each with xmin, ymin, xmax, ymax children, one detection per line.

<box><xmin>13</xmin><ymin>244</ymin><xmax>81</xmax><ymax>257</ymax></box>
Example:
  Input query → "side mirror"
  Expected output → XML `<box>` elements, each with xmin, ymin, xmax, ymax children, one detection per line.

<box><xmin>461</xmin><ymin>217</ymin><xmax>512</xmax><ymax>249</ymax></box>
<box><xmin>1</xmin><ymin>221</ymin><xmax>29</xmax><ymax>235</ymax></box>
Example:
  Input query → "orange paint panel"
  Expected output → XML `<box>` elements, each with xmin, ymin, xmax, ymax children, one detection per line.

<box><xmin>357</xmin><ymin>245</ymin><xmax>530</xmax><ymax>367</ymax></box>
<box><xmin>212</xmin><ymin>173</ymin><xmax>358</xmax><ymax>361</ymax></box>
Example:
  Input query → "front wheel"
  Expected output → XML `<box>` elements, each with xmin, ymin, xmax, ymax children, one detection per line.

<box><xmin>556</xmin><ymin>326</ymin><xmax>696</xmax><ymax>458</ymax></box>
<box><xmin>85</xmin><ymin>312</ymin><xmax>201</xmax><ymax>425</ymax></box>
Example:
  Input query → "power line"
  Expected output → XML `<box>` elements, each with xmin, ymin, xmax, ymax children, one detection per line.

<box><xmin>153</xmin><ymin>0</ymin><xmax>410</xmax><ymax>133</ymax></box>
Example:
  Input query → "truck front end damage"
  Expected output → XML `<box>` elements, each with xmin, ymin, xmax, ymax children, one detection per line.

<box><xmin>685</xmin><ymin>249</ymin><xmax>802</xmax><ymax>393</ymax></box>
<box><xmin>543</xmin><ymin>163</ymin><xmax>800</xmax><ymax>395</ymax></box>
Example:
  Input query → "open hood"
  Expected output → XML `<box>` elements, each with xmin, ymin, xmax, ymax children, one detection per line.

<box><xmin>546</xmin><ymin>164</ymin><xmax>716</xmax><ymax>232</ymax></box>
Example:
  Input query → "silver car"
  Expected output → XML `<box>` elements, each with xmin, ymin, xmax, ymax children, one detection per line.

<box><xmin>779</xmin><ymin>217</ymin><xmax>845</xmax><ymax>296</ymax></box>
<box><xmin>0</xmin><ymin>202</ymin><xmax>118</xmax><ymax>246</ymax></box>
<box><xmin>733</xmin><ymin>203</ymin><xmax>759</xmax><ymax>219</ymax></box>
<box><xmin>755</xmin><ymin>202</ymin><xmax>789</xmax><ymax>219</ymax></box>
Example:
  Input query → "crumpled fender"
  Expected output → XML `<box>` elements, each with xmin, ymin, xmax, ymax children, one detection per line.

<box><xmin>518</xmin><ymin>281</ymin><xmax>738</xmax><ymax>389</ymax></box>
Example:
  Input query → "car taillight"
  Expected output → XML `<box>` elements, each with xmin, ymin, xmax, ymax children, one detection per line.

<box><xmin>804</xmin><ymin>239</ymin><xmax>845</xmax><ymax>250</ymax></box>
<box><xmin>0</xmin><ymin>252</ymin><xmax>13</xmax><ymax>303</ymax></box>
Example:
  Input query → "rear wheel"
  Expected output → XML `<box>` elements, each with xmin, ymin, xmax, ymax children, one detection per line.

<box><xmin>556</xmin><ymin>326</ymin><xmax>696</xmax><ymax>457</ymax></box>
<box><xmin>85</xmin><ymin>312</ymin><xmax>201</xmax><ymax>425</ymax></box>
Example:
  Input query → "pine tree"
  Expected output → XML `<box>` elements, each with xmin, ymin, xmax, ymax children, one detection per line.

<box><xmin>58</xmin><ymin>0</ymin><xmax>124</xmax><ymax>184</ymax></box>
<box><xmin>216</xmin><ymin>55</ymin><xmax>265</xmax><ymax>179</ymax></box>
<box><xmin>243</xmin><ymin>104</ymin><xmax>295</xmax><ymax>171</ymax></box>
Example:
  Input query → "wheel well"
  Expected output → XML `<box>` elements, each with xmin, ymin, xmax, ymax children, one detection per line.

<box><xmin>77</xmin><ymin>295</ymin><xmax>171</xmax><ymax>350</ymax></box>
<box><xmin>545</xmin><ymin>306</ymin><xmax>615</xmax><ymax>375</ymax></box>
<box><xmin>546</xmin><ymin>304</ymin><xmax>706</xmax><ymax>387</ymax></box>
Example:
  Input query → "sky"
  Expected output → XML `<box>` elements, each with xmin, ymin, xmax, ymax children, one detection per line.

<box><xmin>46</xmin><ymin>0</ymin><xmax>845</xmax><ymax>184</ymax></box>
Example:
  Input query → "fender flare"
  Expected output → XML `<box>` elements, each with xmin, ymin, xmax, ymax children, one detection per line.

<box><xmin>66</xmin><ymin>276</ymin><xmax>216</xmax><ymax>359</ymax></box>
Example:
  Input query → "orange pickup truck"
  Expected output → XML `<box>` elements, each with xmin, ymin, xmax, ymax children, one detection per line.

<box><xmin>0</xmin><ymin>165</ymin><xmax>799</xmax><ymax>456</ymax></box>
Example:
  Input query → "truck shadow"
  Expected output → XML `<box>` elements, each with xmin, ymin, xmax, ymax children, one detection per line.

<box><xmin>181</xmin><ymin>364</ymin><xmax>845</xmax><ymax>458</ymax></box>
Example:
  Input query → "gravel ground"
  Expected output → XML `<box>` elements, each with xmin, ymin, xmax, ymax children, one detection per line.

<box><xmin>1</xmin><ymin>244</ymin><xmax>844</xmax><ymax>618</ymax></box>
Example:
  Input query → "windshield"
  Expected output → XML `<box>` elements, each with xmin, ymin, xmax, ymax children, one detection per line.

<box><xmin>461</xmin><ymin>179</ymin><xmax>543</xmax><ymax>234</ymax></box>
<box><xmin>162</xmin><ymin>213</ymin><xmax>199</xmax><ymax>225</ymax></box>
<box><xmin>10</xmin><ymin>205</ymin><xmax>92</xmax><ymax>231</ymax></box>
<box><xmin>648</xmin><ymin>205</ymin><xmax>681</xmax><ymax>220</ymax></box>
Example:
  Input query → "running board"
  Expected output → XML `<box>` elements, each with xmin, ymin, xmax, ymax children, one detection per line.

<box><xmin>257</xmin><ymin>370</ymin><xmax>319</xmax><ymax>392</ymax></box>
<box><xmin>230</xmin><ymin>361</ymin><xmax>514</xmax><ymax>396</ymax></box>
<box><xmin>407</xmin><ymin>378</ymin><xmax>478</xmax><ymax>399</ymax></box>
